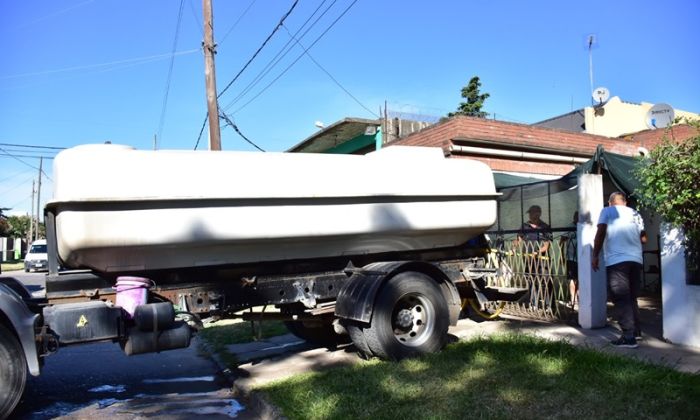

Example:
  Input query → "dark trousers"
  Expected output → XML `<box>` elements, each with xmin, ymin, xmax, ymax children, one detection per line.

<box><xmin>606</xmin><ymin>261</ymin><xmax>642</xmax><ymax>339</ymax></box>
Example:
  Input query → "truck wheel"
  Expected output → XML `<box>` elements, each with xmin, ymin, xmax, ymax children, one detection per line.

<box><xmin>362</xmin><ymin>271</ymin><xmax>449</xmax><ymax>360</ymax></box>
<box><xmin>0</xmin><ymin>323</ymin><xmax>27</xmax><ymax>419</ymax></box>
<box><xmin>284</xmin><ymin>319</ymin><xmax>350</xmax><ymax>347</ymax></box>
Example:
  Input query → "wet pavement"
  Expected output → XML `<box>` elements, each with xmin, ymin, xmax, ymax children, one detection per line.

<box><xmin>12</xmin><ymin>337</ymin><xmax>258</xmax><ymax>419</ymax></box>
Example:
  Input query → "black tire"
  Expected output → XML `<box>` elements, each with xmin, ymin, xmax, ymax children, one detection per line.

<box><xmin>361</xmin><ymin>271</ymin><xmax>450</xmax><ymax>360</ymax></box>
<box><xmin>344</xmin><ymin>320</ymin><xmax>372</xmax><ymax>359</ymax></box>
<box><xmin>0</xmin><ymin>323</ymin><xmax>27</xmax><ymax>420</ymax></box>
<box><xmin>284</xmin><ymin>319</ymin><xmax>351</xmax><ymax>347</ymax></box>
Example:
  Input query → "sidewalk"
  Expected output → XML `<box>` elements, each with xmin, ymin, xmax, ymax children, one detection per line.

<box><xmin>229</xmin><ymin>299</ymin><xmax>700</xmax><ymax>397</ymax></box>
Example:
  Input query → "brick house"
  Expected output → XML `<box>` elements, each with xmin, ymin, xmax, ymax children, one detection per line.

<box><xmin>392</xmin><ymin>115</ymin><xmax>698</xmax><ymax>178</ymax></box>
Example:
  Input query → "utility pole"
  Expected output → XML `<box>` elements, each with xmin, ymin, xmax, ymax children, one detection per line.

<box><xmin>202</xmin><ymin>0</ymin><xmax>221</xmax><ymax>151</ymax></box>
<box><xmin>36</xmin><ymin>157</ymin><xmax>42</xmax><ymax>240</ymax></box>
<box><xmin>29</xmin><ymin>180</ymin><xmax>35</xmax><ymax>244</ymax></box>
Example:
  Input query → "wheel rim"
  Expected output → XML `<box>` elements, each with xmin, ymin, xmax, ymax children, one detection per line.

<box><xmin>391</xmin><ymin>292</ymin><xmax>435</xmax><ymax>347</ymax></box>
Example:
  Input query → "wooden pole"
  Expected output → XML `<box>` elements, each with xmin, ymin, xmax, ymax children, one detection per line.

<box><xmin>202</xmin><ymin>0</ymin><xmax>221</xmax><ymax>150</ymax></box>
<box><xmin>29</xmin><ymin>180</ymin><xmax>34</xmax><ymax>244</ymax></box>
<box><xmin>36</xmin><ymin>157</ymin><xmax>42</xmax><ymax>240</ymax></box>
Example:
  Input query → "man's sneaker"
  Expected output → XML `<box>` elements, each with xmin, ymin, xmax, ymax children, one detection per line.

<box><xmin>610</xmin><ymin>336</ymin><xmax>638</xmax><ymax>348</ymax></box>
<box><xmin>634</xmin><ymin>331</ymin><xmax>643</xmax><ymax>341</ymax></box>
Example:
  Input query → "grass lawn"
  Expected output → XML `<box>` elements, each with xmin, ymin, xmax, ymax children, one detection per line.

<box><xmin>198</xmin><ymin>318</ymin><xmax>289</xmax><ymax>368</ymax></box>
<box><xmin>1</xmin><ymin>260</ymin><xmax>24</xmax><ymax>272</ymax></box>
<box><xmin>260</xmin><ymin>333</ymin><xmax>700</xmax><ymax>419</ymax></box>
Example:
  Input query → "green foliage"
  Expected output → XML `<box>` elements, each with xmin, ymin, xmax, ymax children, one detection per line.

<box><xmin>0</xmin><ymin>208</ymin><xmax>8</xmax><ymax>237</ymax></box>
<box><xmin>448</xmin><ymin>76</ymin><xmax>490</xmax><ymax>118</ymax></box>
<box><xmin>4</xmin><ymin>215</ymin><xmax>43</xmax><ymax>239</ymax></box>
<box><xmin>635</xmin><ymin>122</ymin><xmax>700</xmax><ymax>270</ymax></box>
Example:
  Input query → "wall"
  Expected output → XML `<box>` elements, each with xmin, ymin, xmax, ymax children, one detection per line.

<box><xmin>584</xmin><ymin>96</ymin><xmax>700</xmax><ymax>138</ymax></box>
<box><xmin>661</xmin><ymin>226</ymin><xmax>700</xmax><ymax>348</ymax></box>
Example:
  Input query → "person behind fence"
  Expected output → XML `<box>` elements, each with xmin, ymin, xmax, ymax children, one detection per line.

<box><xmin>518</xmin><ymin>205</ymin><xmax>553</xmax><ymax>254</ymax></box>
<box><xmin>518</xmin><ymin>205</ymin><xmax>553</xmax><ymax>307</ymax></box>
<box><xmin>560</xmin><ymin>211</ymin><xmax>579</xmax><ymax>308</ymax></box>
<box><xmin>592</xmin><ymin>192</ymin><xmax>647</xmax><ymax>349</ymax></box>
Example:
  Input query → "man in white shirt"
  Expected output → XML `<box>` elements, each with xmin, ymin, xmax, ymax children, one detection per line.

<box><xmin>592</xmin><ymin>192</ymin><xmax>647</xmax><ymax>348</ymax></box>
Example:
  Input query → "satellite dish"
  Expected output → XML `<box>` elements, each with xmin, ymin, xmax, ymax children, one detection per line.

<box><xmin>645</xmin><ymin>103</ymin><xmax>675</xmax><ymax>129</ymax></box>
<box><xmin>592</xmin><ymin>87</ymin><xmax>610</xmax><ymax>104</ymax></box>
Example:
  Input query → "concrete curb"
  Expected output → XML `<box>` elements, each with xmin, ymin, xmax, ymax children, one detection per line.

<box><xmin>197</xmin><ymin>335</ymin><xmax>287</xmax><ymax>420</ymax></box>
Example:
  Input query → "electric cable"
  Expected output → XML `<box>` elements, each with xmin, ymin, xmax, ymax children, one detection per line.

<box><xmin>194</xmin><ymin>0</ymin><xmax>299</xmax><ymax>150</ymax></box>
<box><xmin>0</xmin><ymin>143</ymin><xmax>66</xmax><ymax>150</ymax></box>
<box><xmin>281</xmin><ymin>23</ymin><xmax>377</xmax><ymax>117</ymax></box>
<box><xmin>0</xmin><ymin>147</ymin><xmax>53</xmax><ymax>180</ymax></box>
<box><xmin>1</xmin><ymin>49</ymin><xmax>199</xmax><ymax>80</ymax></box>
<box><xmin>219</xmin><ymin>0</ymin><xmax>258</xmax><ymax>45</ymax></box>
<box><xmin>228</xmin><ymin>0</ymin><xmax>360</xmax><ymax>115</ymax></box>
<box><xmin>222</xmin><ymin>0</ymin><xmax>334</xmax><ymax>111</ymax></box>
<box><xmin>156</xmin><ymin>0</ymin><xmax>186</xmax><ymax>147</ymax></box>
<box><xmin>219</xmin><ymin>111</ymin><xmax>265</xmax><ymax>152</ymax></box>
<box><xmin>216</xmin><ymin>0</ymin><xmax>299</xmax><ymax>100</ymax></box>
<box><xmin>188</xmin><ymin>0</ymin><xmax>204</xmax><ymax>37</ymax></box>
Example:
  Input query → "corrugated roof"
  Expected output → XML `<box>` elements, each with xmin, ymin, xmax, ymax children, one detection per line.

<box><xmin>287</xmin><ymin>117</ymin><xmax>379</xmax><ymax>153</ymax></box>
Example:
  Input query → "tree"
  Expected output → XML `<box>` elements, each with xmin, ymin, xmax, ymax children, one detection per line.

<box><xmin>635</xmin><ymin>122</ymin><xmax>700</xmax><ymax>273</ymax></box>
<box><xmin>448</xmin><ymin>76</ymin><xmax>490</xmax><ymax>118</ymax></box>
<box><xmin>0</xmin><ymin>207</ymin><xmax>8</xmax><ymax>236</ymax></box>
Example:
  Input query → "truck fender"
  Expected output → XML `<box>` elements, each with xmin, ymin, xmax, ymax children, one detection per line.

<box><xmin>335</xmin><ymin>261</ymin><xmax>461</xmax><ymax>325</ymax></box>
<box><xmin>0</xmin><ymin>281</ymin><xmax>41</xmax><ymax>376</ymax></box>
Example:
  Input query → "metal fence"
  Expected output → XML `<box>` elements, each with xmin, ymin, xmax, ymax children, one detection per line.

<box><xmin>484</xmin><ymin>233</ymin><xmax>577</xmax><ymax>320</ymax></box>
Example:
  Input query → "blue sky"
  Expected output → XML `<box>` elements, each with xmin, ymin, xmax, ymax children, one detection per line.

<box><xmin>1</xmin><ymin>0</ymin><xmax>699</xmax><ymax>216</ymax></box>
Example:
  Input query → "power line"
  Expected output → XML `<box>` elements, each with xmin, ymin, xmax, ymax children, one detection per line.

<box><xmin>217</xmin><ymin>0</ymin><xmax>299</xmax><ymax>100</ymax></box>
<box><xmin>193</xmin><ymin>116</ymin><xmax>208</xmax><ymax>150</ymax></box>
<box><xmin>156</xmin><ymin>0</ymin><xmax>186</xmax><ymax>147</ymax></box>
<box><xmin>0</xmin><ymin>142</ymin><xmax>66</xmax><ymax>150</ymax></box>
<box><xmin>1</xmin><ymin>49</ymin><xmax>199</xmax><ymax>80</ymax></box>
<box><xmin>0</xmin><ymin>147</ymin><xmax>53</xmax><ymax>180</ymax></box>
<box><xmin>7</xmin><ymin>193</ymin><xmax>35</xmax><ymax>212</ymax></box>
<box><xmin>219</xmin><ymin>0</ymin><xmax>258</xmax><ymax>45</ymax></box>
<box><xmin>222</xmin><ymin>0</ymin><xmax>335</xmax><ymax>112</ymax></box>
<box><xmin>188</xmin><ymin>0</ymin><xmax>204</xmax><ymax>37</ymax></box>
<box><xmin>282</xmin><ymin>23</ymin><xmax>377</xmax><ymax>117</ymax></box>
<box><xmin>219</xmin><ymin>112</ymin><xmax>265</xmax><ymax>152</ymax></box>
<box><xmin>229</xmin><ymin>0</ymin><xmax>360</xmax><ymax>115</ymax></box>
<box><xmin>0</xmin><ymin>169</ymin><xmax>34</xmax><ymax>184</ymax></box>
<box><xmin>194</xmin><ymin>0</ymin><xmax>299</xmax><ymax>150</ymax></box>
<box><xmin>0</xmin><ymin>174</ymin><xmax>35</xmax><ymax>197</ymax></box>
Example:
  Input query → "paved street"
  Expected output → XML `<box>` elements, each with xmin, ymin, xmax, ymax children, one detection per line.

<box><xmin>4</xmin><ymin>271</ymin><xmax>257</xmax><ymax>419</ymax></box>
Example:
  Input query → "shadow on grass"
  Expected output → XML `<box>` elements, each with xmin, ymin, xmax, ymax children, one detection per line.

<box><xmin>260</xmin><ymin>333</ymin><xmax>700</xmax><ymax>419</ymax></box>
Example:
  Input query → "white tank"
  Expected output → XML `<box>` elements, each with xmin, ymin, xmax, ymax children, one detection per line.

<box><xmin>47</xmin><ymin>144</ymin><xmax>497</xmax><ymax>273</ymax></box>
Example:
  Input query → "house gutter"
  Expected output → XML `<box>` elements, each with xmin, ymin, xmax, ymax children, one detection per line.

<box><xmin>449</xmin><ymin>145</ymin><xmax>589</xmax><ymax>164</ymax></box>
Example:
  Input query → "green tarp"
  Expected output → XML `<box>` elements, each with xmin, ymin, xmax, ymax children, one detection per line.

<box><xmin>495</xmin><ymin>145</ymin><xmax>641</xmax><ymax>196</ymax></box>
<box><xmin>565</xmin><ymin>145</ymin><xmax>641</xmax><ymax>196</ymax></box>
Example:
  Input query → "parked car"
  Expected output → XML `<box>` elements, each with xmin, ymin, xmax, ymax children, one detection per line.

<box><xmin>24</xmin><ymin>239</ymin><xmax>48</xmax><ymax>272</ymax></box>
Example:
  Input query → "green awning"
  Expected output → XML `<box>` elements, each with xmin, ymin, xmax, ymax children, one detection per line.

<box><xmin>493</xmin><ymin>173</ymin><xmax>546</xmax><ymax>189</ymax></box>
<box><xmin>566</xmin><ymin>145</ymin><xmax>641</xmax><ymax>195</ymax></box>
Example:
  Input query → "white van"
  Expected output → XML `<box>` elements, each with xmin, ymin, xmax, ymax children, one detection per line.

<box><xmin>24</xmin><ymin>239</ymin><xmax>48</xmax><ymax>272</ymax></box>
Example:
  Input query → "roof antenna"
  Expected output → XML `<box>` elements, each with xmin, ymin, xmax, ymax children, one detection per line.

<box><xmin>587</xmin><ymin>34</ymin><xmax>598</xmax><ymax>105</ymax></box>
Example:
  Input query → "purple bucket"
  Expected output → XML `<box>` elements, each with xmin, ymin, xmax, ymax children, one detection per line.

<box><xmin>115</xmin><ymin>276</ymin><xmax>151</xmax><ymax>319</ymax></box>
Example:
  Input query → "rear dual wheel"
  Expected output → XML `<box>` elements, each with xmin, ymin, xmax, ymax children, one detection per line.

<box><xmin>347</xmin><ymin>271</ymin><xmax>449</xmax><ymax>360</ymax></box>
